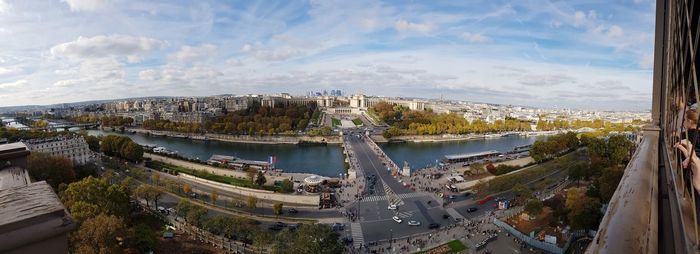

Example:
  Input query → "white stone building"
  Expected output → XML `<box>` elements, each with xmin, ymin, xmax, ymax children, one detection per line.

<box><xmin>23</xmin><ymin>136</ymin><xmax>93</xmax><ymax>165</ymax></box>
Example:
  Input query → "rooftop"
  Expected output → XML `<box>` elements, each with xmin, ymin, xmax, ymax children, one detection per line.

<box><xmin>444</xmin><ymin>150</ymin><xmax>500</xmax><ymax>160</ymax></box>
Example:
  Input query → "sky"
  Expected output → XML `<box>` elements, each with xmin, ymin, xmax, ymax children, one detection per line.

<box><xmin>0</xmin><ymin>0</ymin><xmax>656</xmax><ymax>111</ymax></box>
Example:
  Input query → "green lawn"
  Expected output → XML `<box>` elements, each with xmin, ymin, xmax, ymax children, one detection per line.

<box><xmin>474</xmin><ymin>148</ymin><xmax>587</xmax><ymax>196</ymax></box>
<box><xmin>145</xmin><ymin>160</ymin><xmax>277</xmax><ymax>191</ymax></box>
<box><xmin>413</xmin><ymin>239</ymin><xmax>467</xmax><ymax>254</ymax></box>
<box><xmin>352</xmin><ymin>118</ymin><xmax>363</xmax><ymax>126</ymax></box>
<box><xmin>331</xmin><ymin>117</ymin><xmax>341</xmax><ymax>127</ymax></box>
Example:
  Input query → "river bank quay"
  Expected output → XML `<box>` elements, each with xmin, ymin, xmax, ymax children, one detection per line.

<box><xmin>122</xmin><ymin>127</ymin><xmax>342</xmax><ymax>144</ymax></box>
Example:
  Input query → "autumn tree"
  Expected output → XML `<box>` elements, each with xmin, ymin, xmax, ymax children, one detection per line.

<box><xmin>469</xmin><ymin>162</ymin><xmax>484</xmax><ymax>174</ymax></box>
<box><xmin>134</xmin><ymin>184</ymin><xmax>162</xmax><ymax>209</ymax></box>
<box><xmin>72</xmin><ymin>214</ymin><xmax>127</xmax><ymax>254</ymax></box>
<box><xmin>62</xmin><ymin>176</ymin><xmax>130</xmax><ymax>223</ymax></box>
<box><xmin>247</xmin><ymin>195</ymin><xmax>258</xmax><ymax>214</ymax></box>
<box><xmin>525</xmin><ymin>199</ymin><xmax>544</xmax><ymax>217</ymax></box>
<box><xmin>211</xmin><ymin>190</ymin><xmax>219</xmax><ymax>204</ymax></box>
<box><xmin>280</xmin><ymin>179</ymin><xmax>294</xmax><ymax>193</ymax></box>
<box><xmin>273</xmin><ymin>202</ymin><xmax>283</xmax><ymax>216</ymax></box>
<box><xmin>27</xmin><ymin>153</ymin><xmax>76</xmax><ymax>190</ymax></box>
<box><xmin>183</xmin><ymin>184</ymin><xmax>192</xmax><ymax>195</ymax></box>
<box><xmin>245</xmin><ymin>167</ymin><xmax>257</xmax><ymax>181</ymax></box>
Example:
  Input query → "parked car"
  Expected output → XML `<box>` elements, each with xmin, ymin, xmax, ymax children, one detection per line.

<box><xmin>392</xmin><ymin>216</ymin><xmax>403</xmax><ymax>223</ymax></box>
<box><xmin>429</xmin><ymin>223</ymin><xmax>441</xmax><ymax>229</ymax></box>
<box><xmin>466</xmin><ymin>207</ymin><xmax>478</xmax><ymax>213</ymax></box>
<box><xmin>275</xmin><ymin>222</ymin><xmax>287</xmax><ymax>228</ymax></box>
<box><xmin>288</xmin><ymin>208</ymin><xmax>298</xmax><ymax>214</ymax></box>
<box><xmin>332</xmin><ymin>223</ymin><xmax>345</xmax><ymax>231</ymax></box>
<box><xmin>408</xmin><ymin>220</ymin><xmax>421</xmax><ymax>226</ymax></box>
<box><xmin>387</xmin><ymin>204</ymin><xmax>397</xmax><ymax>210</ymax></box>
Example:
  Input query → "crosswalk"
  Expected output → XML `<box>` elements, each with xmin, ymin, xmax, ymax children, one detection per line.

<box><xmin>395</xmin><ymin>211</ymin><xmax>414</xmax><ymax>219</ymax></box>
<box><xmin>361</xmin><ymin>195</ymin><xmax>388</xmax><ymax>202</ymax></box>
<box><xmin>350</xmin><ymin>222</ymin><xmax>365</xmax><ymax>249</ymax></box>
<box><xmin>395</xmin><ymin>192</ymin><xmax>425</xmax><ymax>199</ymax></box>
<box><xmin>383</xmin><ymin>182</ymin><xmax>405</xmax><ymax>206</ymax></box>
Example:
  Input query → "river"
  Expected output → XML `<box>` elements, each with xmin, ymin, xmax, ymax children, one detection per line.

<box><xmin>88</xmin><ymin>130</ymin><xmax>537</xmax><ymax>177</ymax></box>
<box><xmin>379</xmin><ymin>135</ymin><xmax>538</xmax><ymax>169</ymax></box>
<box><xmin>87</xmin><ymin>130</ymin><xmax>346</xmax><ymax>177</ymax></box>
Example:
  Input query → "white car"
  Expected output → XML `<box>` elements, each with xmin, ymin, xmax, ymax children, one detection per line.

<box><xmin>387</xmin><ymin>204</ymin><xmax>397</xmax><ymax>210</ymax></box>
<box><xmin>392</xmin><ymin>216</ymin><xmax>403</xmax><ymax>223</ymax></box>
<box><xmin>408</xmin><ymin>220</ymin><xmax>421</xmax><ymax>226</ymax></box>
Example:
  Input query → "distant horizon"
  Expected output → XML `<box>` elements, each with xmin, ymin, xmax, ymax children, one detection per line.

<box><xmin>0</xmin><ymin>92</ymin><xmax>651</xmax><ymax>113</ymax></box>
<box><xmin>0</xmin><ymin>0</ymin><xmax>655</xmax><ymax>111</ymax></box>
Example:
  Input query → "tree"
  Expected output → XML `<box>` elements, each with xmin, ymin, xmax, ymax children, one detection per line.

<box><xmin>186</xmin><ymin>205</ymin><xmax>208</xmax><ymax>227</ymax></box>
<box><xmin>469</xmin><ymin>162</ymin><xmax>484</xmax><ymax>174</ymax></box>
<box><xmin>245</xmin><ymin>167</ymin><xmax>257</xmax><ymax>181</ymax></box>
<box><xmin>607</xmin><ymin>135</ymin><xmax>633</xmax><ymax>165</ymax></box>
<box><xmin>74</xmin><ymin>162</ymin><xmax>99</xmax><ymax>180</ymax></box>
<box><xmin>211</xmin><ymin>190</ymin><xmax>219</xmax><ymax>204</ymax></box>
<box><xmin>597</xmin><ymin>167</ymin><xmax>625</xmax><ymax>203</ymax></box>
<box><xmin>135</xmin><ymin>184</ymin><xmax>162</xmax><ymax>209</ymax></box>
<box><xmin>151</xmin><ymin>173</ymin><xmax>160</xmax><ymax>185</ymax></box>
<box><xmin>566</xmin><ymin>187</ymin><xmax>602</xmax><ymax>230</ymax></box>
<box><xmin>183</xmin><ymin>184</ymin><xmax>192</xmax><ymax>195</ymax></box>
<box><xmin>121</xmin><ymin>141</ymin><xmax>144</xmax><ymax>162</ymax></box>
<box><xmin>62</xmin><ymin>176</ymin><xmax>130</xmax><ymax>223</ymax></box>
<box><xmin>132</xmin><ymin>223</ymin><xmax>158</xmax><ymax>253</ymax></box>
<box><xmin>27</xmin><ymin>153</ymin><xmax>76</xmax><ymax>190</ymax></box>
<box><xmin>568</xmin><ymin>164</ymin><xmax>587</xmax><ymax>182</ymax></box>
<box><xmin>273</xmin><ymin>202</ymin><xmax>283</xmax><ymax>216</ymax></box>
<box><xmin>525</xmin><ymin>199</ymin><xmax>544</xmax><ymax>217</ymax></box>
<box><xmin>280</xmin><ymin>179</ymin><xmax>294</xmax><ymax>193</ymax></box>
<box><xmin>286</xmin><ymin>224</ymin><xmax>343</xmax><ymax>254</ymax></box>
<box><xmin>84</xmin><ymin>135</ymin><xmax>101</xmax><ymax>153</ymax></box>
<box><xmin>255</xmin><ymin>171</ymin><xmax>267</xmax><ymax>186</ymax></box>
<box><xmin>247</xmin><ymin>195</ymin><xmax>258</xmax><ymax>214</ymax></box>
<box><xmin>72</xmin><ymin>214</ymin><xmax>127</xmax><ymax>254</ymax></box>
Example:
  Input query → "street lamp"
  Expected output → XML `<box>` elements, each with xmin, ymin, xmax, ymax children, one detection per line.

<box><xmin>389</xmin><ymin>229</ymin><xmax>393</xmax><ymax>251</ymax></box>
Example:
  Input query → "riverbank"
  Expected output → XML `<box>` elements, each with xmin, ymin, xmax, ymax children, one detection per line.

<box><xmin>372</xmin><ymin>131</ymin><xmax>559</xmax><ymax>144</ymax></box>
<box><xmin>122</xmin><ymin>127</ymin><xmax>342</xmax><ymax>144</ymax></box>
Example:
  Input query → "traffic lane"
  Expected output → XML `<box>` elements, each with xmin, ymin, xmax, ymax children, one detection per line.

<box><xmin>361</xmin><ymin>206</ymin><xmax>458</xmax><ymax>242</ymax></box>
<box><xmin>352</xmin><ymin>139</ymin><xmax>409</xmax><ymax>195</ymax></box>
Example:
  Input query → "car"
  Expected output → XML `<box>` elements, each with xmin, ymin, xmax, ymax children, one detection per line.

<box><xmin>407</xmin><ymin>220</ymin><xmax>421</xmax><ymax>226</ymax></box>
<box><xmin>428</xmin><ymin>223</ymin><xmax>441</xmax><ymax>229</ymax></box>
<box><xmin>392</xmin><ymin>216</ymin><xmax>403</xmax><ymax>223</ymax></box>
<box><xmin>332</xmin><ymin>223</ymin><xmax>345</xmax><ymax>231</ymax></box>
<box><xmin>288</xmin><ymin>208</ymin><xmax>298</xmax><ymax>214</ymax></box>
<box><xmin>464</xmin><ymin>192</ymin><xmax>472</xmax><ymax>197</ymax></box>
<box><xmin>449</xmin><ymin>195</ymin><xmax>455</xmax><ymax>199</ymax></box>
<box><xmin>268</xmin><ymin>225</ymin><xmax>282</xmax><ymax>231</ymax></box>
<box><xmin>387</xmin><ymin>204</ymin><xmax>397</xmax><ymax>210</ymax></box>
<box><xmin>466</xmin><ymin>207</ymin><xmax>478</xmax><ymax>213</ymax></box>
<box><xmin>275</xmin><ymin>222</ymin><xmax>287</xmax><ymax>228</ymax></box>
<box><xmin>442</xmin><ymin>214</ymin><xmax>450</xmax><ymax>219</ymax></box>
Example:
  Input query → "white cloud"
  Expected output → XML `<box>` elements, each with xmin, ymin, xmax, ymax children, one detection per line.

<box><xmin>574</xmin><ymin>11</ymin><xmax>586</xmax><ymax>27</ymax></box>
<box><xmin>174</xmin><ymin>44</ymin><xmax>217</xmax><ymax>63</ymax></box>
<box><xmin>639</xmin><ymin>53</ymin><xmax>654</xmax><ymax>69</ymax></box>
<box><xmin>138</xmin><ymin>69</ymin><xmax>159</xmax><ymax>81</ymax></box>
<box><xmin>462</xmin><ymin>33</ymin><xmax>491</xmax><ymax>43</ymax></box>
<box><xmin>0</xmin><ymin>79</ymin><xmax>27</xmax><ymax>89</ymax></box>
<box><xmin>226</xmin><ymin>59</ymin><xmax>244</xmax><ymax>66</ymax></box>
<box><xmin>61</xmin><ymin>0</ymin><xmax>110</xmax><ymax>12</ymax></box>
<box><xmin>53</xmin><ymin>79</ymin><xmax>84</xmax><ymax>87</ymax></box>
<box><xmin>607</xmin><ymin>25</ymin><xmax>624</xmax><ymax>38</ymax></box>
<box><xmin>241</xmin><ymin>44</ymin><xmax>303</xmax><ymax>62</ymax></box>
<box><xmin>394</xmin><ymin>20</ymin><xmax>432</xmax><ymax>33</ymax></box>
<box><xmin>50</xmin><ymin>35</ymin><xmax>164</xmax><ymax>59</ymax></box>
<box><xmin>0</xmin><ymin>67</ymin><xmax>19</xmax><ymax>75</ymax></box>
<box><xmin>0</xmin><ymin>0</ymin><xmax>10</xmax><ymax>13</ymax></box>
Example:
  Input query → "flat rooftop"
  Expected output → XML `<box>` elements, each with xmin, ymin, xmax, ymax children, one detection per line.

<box><xmin>444</xmin><ymin>150</ymin><xmax>500</xmax><ymax>160</ymax></box>
<box><xmin>0</xmin><ymin>181</ymin><xmax>73</xmax><ymax>234</ymax></box>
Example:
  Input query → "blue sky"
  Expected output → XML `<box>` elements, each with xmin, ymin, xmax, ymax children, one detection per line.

<box><xmin>0</xmin><ymin>0</ymin><xmax>655</xmax><ymax>110</ymax></box>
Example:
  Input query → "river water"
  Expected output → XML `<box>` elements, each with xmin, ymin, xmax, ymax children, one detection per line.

<box><xmin>87</xmin><ymin>130</ymin><xmax>346</xmax><ymax>177</ymax></box>
<box><xmin>379</xmin><ymin>135</ymin><xmax>538</xmax><ymax>169</ymax></box>
<box><xmin>88</xmin><ymin>130</ymin><xmax>536</xmax><ymax>177</ymax></box>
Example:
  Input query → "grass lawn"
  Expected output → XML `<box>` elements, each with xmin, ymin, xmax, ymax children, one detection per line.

<box><xmin>413</xmin><ymin>239</ymin><xmax>467</xmax><ymax>254</ymax></box>
<box><xmin>331</xmin><ymin>117</ymin><xmax>341</xmax><ymax>127</ymax></box>
<box><xmin>352</xmin><ymin>118</ymin><xmax>363</xmax><ymax>126</ymax></box>
<box><xmin>145</xmin><ymin>160</ymin><xmax>277</xmax><ymax>191</ymax></box>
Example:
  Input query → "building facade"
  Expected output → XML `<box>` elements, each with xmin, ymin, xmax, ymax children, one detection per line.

<box><xmin>23</xmin><ymin>136</ymin><xmax>93</xmax><ymax>165</ymax></box>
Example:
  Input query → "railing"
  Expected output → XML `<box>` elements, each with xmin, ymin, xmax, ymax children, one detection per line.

<box><xmin>589</xmin><ymin>0</ymin><xmax>700</xmax><ymax>253</ymax></box>
<box><xmin>586</xmin><ymin>127</ymin><xmax>659</xmax><ymax>253</ymax></box>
